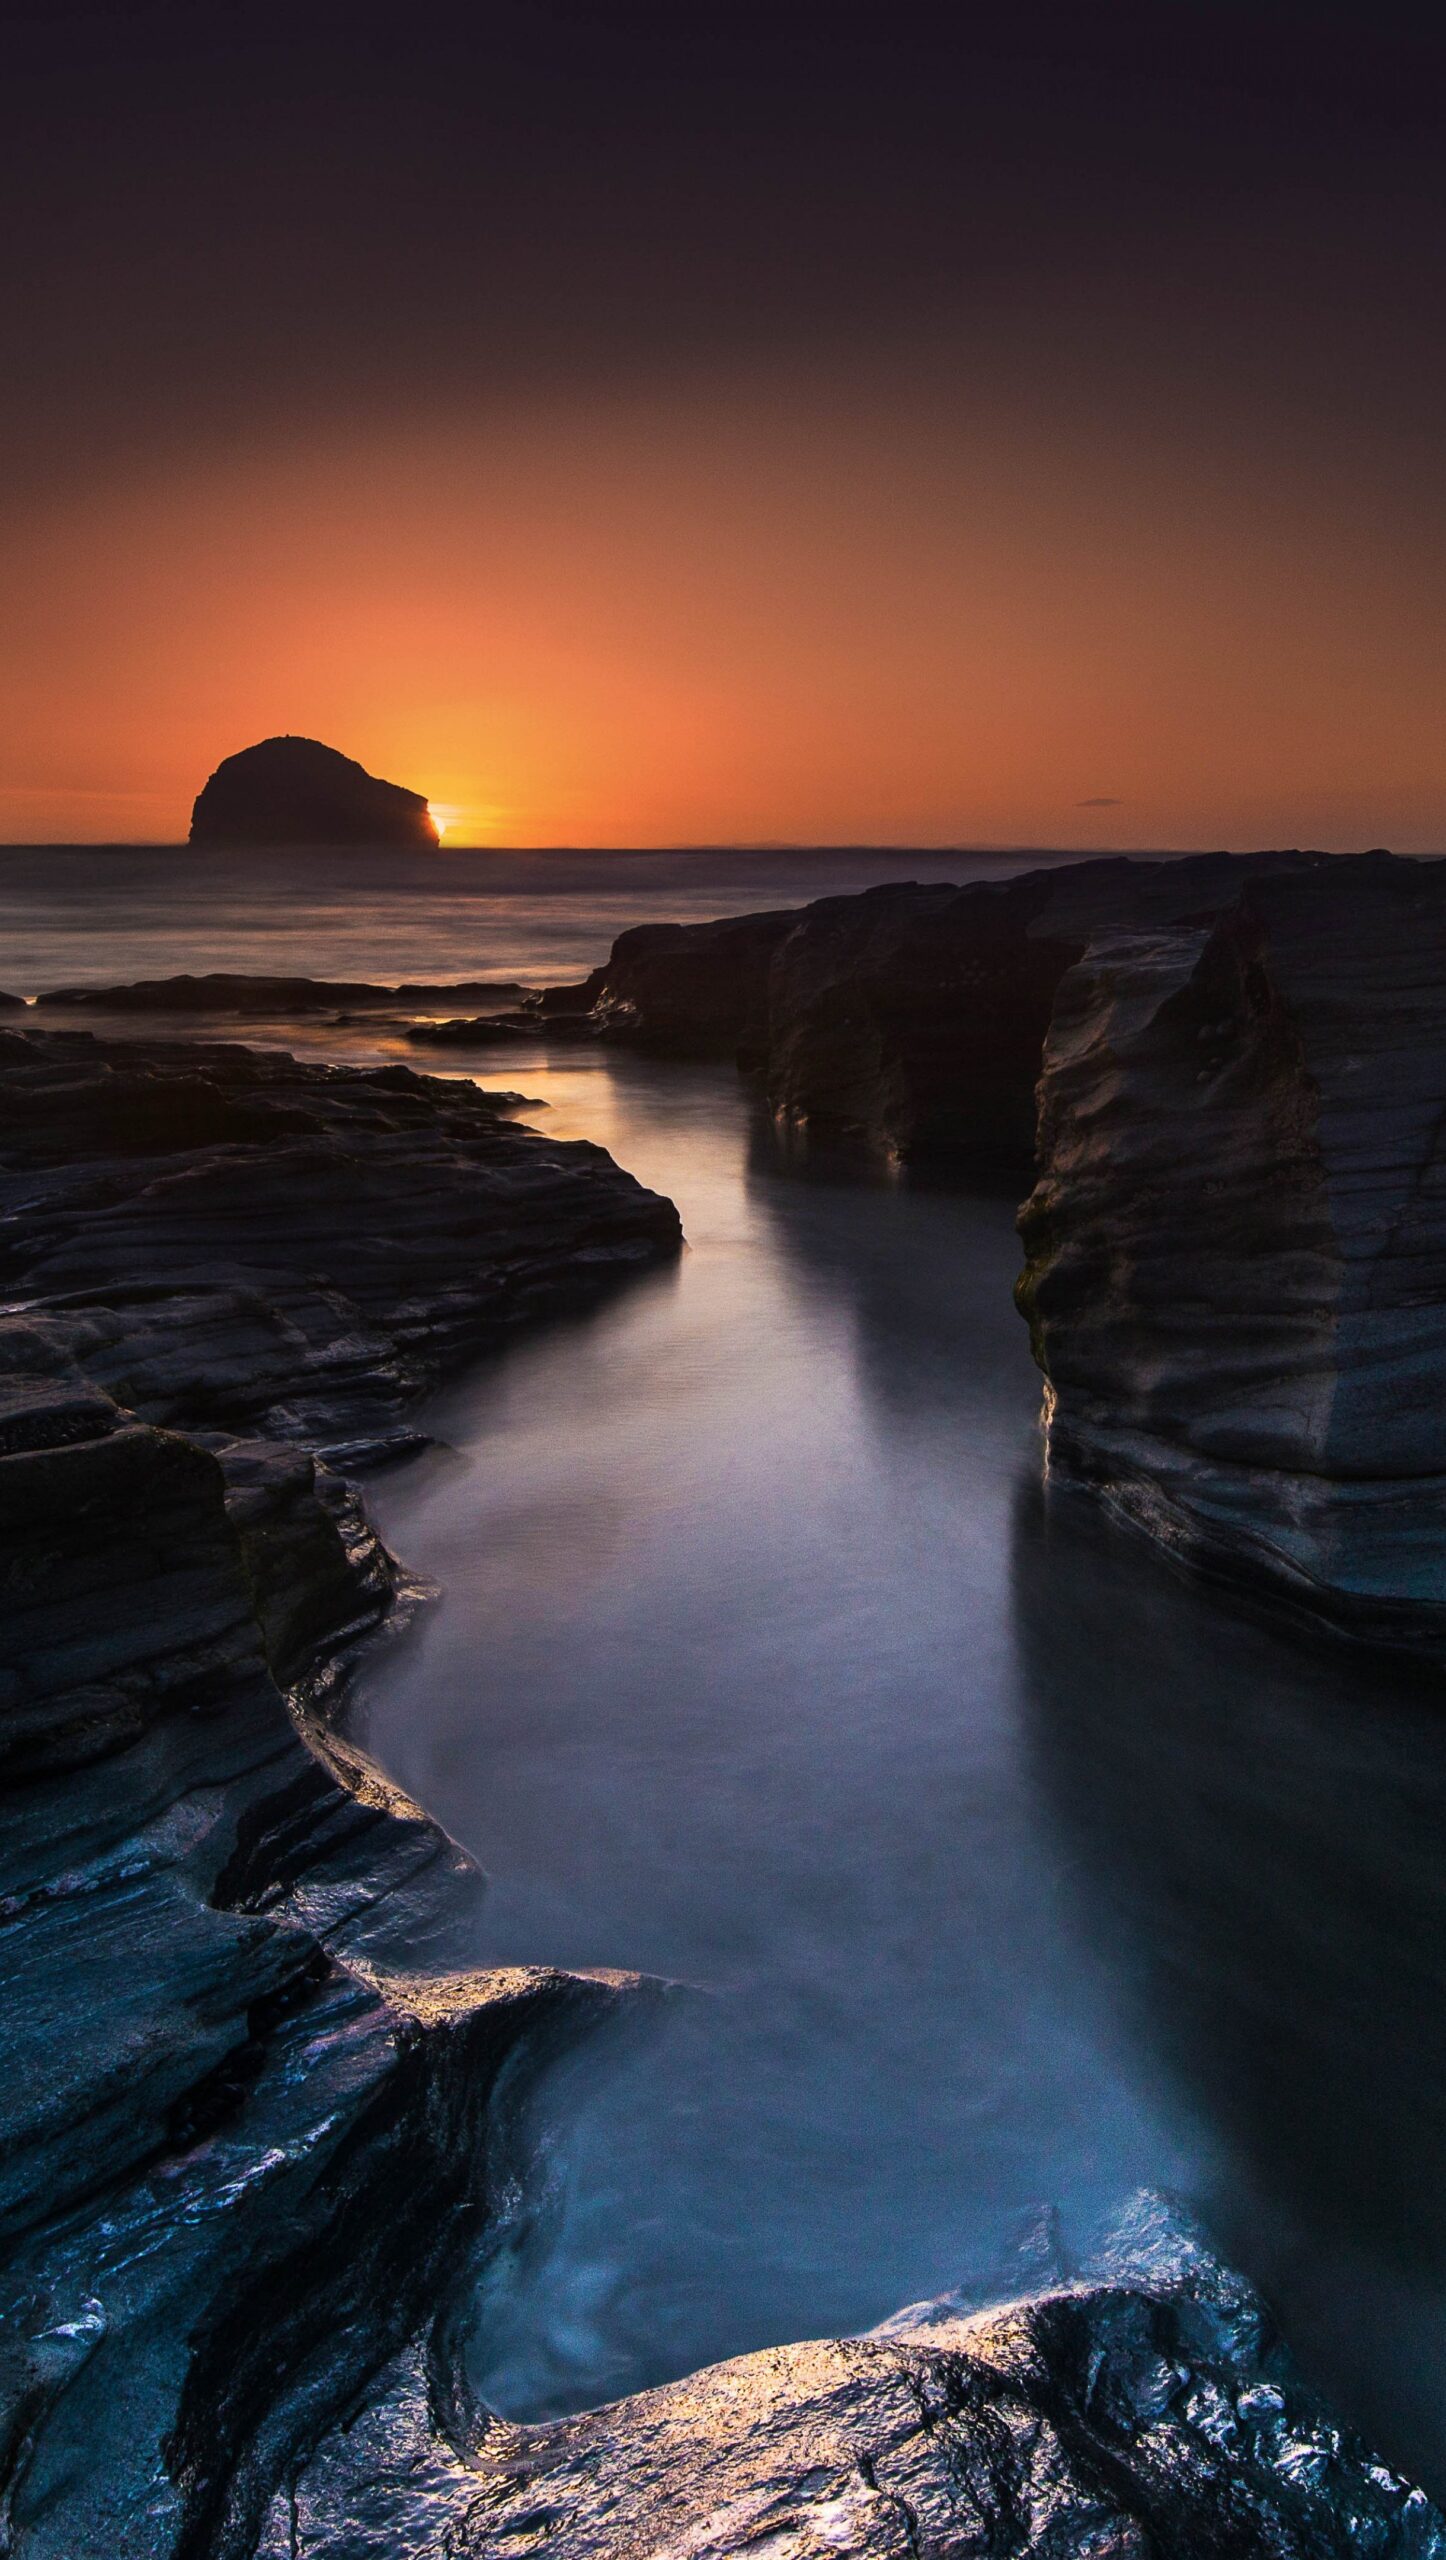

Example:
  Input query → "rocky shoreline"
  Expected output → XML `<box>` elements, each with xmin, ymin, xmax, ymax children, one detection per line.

<box><xmin>1018</xmin><ymin>857</ymin><xmax>1446</xmax><ymax>1658</ymax></box>
<box><xmin>0</xmin><ymin>1026</ymin><xmax>678</xmax><ymax>2555</ymax></box>
<box><xmin>5</xmin><ymin>936</ymin><xmax>1445</xmax><ymax>2551</ymax></box>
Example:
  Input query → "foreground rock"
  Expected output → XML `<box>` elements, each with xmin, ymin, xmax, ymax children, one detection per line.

<box><xmin>189</xmin><ymin>736</ymin><xmax>439</xmax><ymax>850</ymax></box>
<box><xmin>0</xmin><ymin>1359</ymin><xmax>645</xmax><ymax>2559</ymax></box>
<box><xmin>0</xmin><ymin>1024</ymin><xmax>682</xmax><ymax>2554</ymax></box>
<box><xmin>36</xmin><ymin>973</ymin><xmax>526</xmax><ymax>1014</ymax></box>
<box><xmin>532</xmin><ymin>852</ymin><xmax>1328</xmax><ymax>1166</ymax></box>
<box><xmin>260</xmin><ymin>2193</ymin><xmax>1443</xmax><ymax>2557</ymax></box>
<box><xmin>0</xmin><ymin>1025</ymin><xmax>680</xmax><ymax>1441</ymax></box>
<box><xmin>1018</xmin><ymin>856</ymin><xmax>1446</xmax><ymax>1654</ymax></box>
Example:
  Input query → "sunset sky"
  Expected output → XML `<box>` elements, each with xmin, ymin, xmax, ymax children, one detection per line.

<box><xmin>3</xmin><ymin>0</ymin><xmax>1444</xmax><ymax>849</ymax></box>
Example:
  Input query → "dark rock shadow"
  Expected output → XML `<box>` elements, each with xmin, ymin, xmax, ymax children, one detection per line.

<box><xmin>741</xmin><ymin>1099</ymin><xmax>1036</xmax><ymax>1429</ymax></box>
<box><xmin>1010</xmin><ymin>1471</ymin><xmax>1446</xmax><ymax>2493</ymax></box>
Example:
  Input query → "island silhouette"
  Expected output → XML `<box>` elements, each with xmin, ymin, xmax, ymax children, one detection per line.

<box><xmin>189</xmin><ymin>735</ymin><xmax>439</xmax><ymax>849</ymax></box>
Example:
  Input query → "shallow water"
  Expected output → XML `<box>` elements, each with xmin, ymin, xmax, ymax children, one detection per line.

<box><xmin>346</xmin><ymin>1042</ymin><xmax>1446</xmax><ymax>2493</ymax></box>
<box><xmin>8</xmin><ymin>851</ymin><xmax>1446</xmax><ymax>2492</ymax></box>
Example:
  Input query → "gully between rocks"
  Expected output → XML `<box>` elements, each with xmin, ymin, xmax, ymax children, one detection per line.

<box><xmin>346</xmin><ymin>1038</ymin><xmax>1446</xmax><ymax>2499</ymax></box>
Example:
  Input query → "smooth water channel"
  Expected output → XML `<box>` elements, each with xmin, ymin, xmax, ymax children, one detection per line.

<box><xmin>346</xmin><ymin>1040</ymin><xmax>1446</xmax><ymax>2492</ymax></box>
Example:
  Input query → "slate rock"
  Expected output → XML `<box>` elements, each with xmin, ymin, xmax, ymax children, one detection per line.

<box><xmin>0</xmin><ymin>1021</ymin><xmax>681</xmax><ymax>2554</ymax></box>
<box><xmin>0</xmin><ymin>1026</ymin><xmax>681</xmax><ymax>1442</ymax></box>
<box><xmin>1018</xmin><ymin>857</ymin><xmax>1446</xmax><ymax>1652</ymax></box>
<box><xmin>257</xmin><ymin>2192</ymin><xmax>1446</xmax><ymax>2559</ymax></box>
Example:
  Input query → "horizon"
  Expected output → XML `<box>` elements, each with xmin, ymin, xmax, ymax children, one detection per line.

<box><xmin>0</xmin><ymin>834</ymin><xmax>1433</xmax><ymax>860</ymax></box>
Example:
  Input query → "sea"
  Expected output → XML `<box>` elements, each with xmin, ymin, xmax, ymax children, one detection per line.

<box><xmin>5</xmin><ymin>841</ymin><xmax>1444</xmax><ymax>2493</ymax></box>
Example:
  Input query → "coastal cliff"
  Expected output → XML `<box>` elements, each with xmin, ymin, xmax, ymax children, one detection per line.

<box><xmin>0</xmin><ymin>1027</ymin><xmax>679</xmax><ymax>1442</ymax></box>
<box><xmin>1018</xmin><ymin>858</ymin><xmax>1446</xmax><ymax>1653</ymax></box>
<box><xmin>257</xmin><ymin>2192</ymin><xmax>1442</xmax><ymax>2556</ymax></box>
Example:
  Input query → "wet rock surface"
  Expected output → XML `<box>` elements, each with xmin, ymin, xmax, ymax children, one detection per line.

<box><xmin>0</xmin><ymin>1025</ymin><xmax>681</xmax><ymax>2555</ymax></box>
<box><xmin>0</xmin><ymin>1025</ymin><xmax>680</xmax><ymax>1440</ymax></box>
<box><xmin>189</xmin><ymin>737</ymin><xmax>439</xmax><ymax>851</ymax></box>
<box><xmin>259</xmin><ymin>2194</ymin><xmax>1444</xmax><ymax>2558</ymax></box>
<box><xmin>0</xmin><ymin>1354</ymin><xmax>648</xmax><ymax>2560</ymax></box>
<box><xmin>405</xmin><ymin>1007</ymin><xmax>595</xmax><ymax>1047</ymax></box>
<box><xmin>1018</xmin><ymin>856</ymin><xmax>1446</xmax><ymax>1652</ymax></box>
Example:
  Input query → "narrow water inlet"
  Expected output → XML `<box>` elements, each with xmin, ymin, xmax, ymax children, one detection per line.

<box><xmin>347</xmin><ymin>1044</ymin><xmax>1446</xmax><ymax>2492</ymax></box>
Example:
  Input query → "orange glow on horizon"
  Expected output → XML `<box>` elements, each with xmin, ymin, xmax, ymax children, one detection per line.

<box><xmin>2</xmin><ymin>379</ymin><xmax>1445</xmax><ymax>852</ymax></box>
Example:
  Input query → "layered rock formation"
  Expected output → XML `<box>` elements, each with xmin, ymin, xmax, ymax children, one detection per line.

<box><xmin>0</xmin><ymin>1357</ymin><xmax>644</xmax><ymax>2558</ymax></box>
<box><xmin>256</xmin><ymin>2193</ymin><xmax>1443</xmax><ymax>2556</ymax></box>
<box><xmin>37</xmin><ymin>974</ymin><xmax>526</xmax><ymax>1014</ymax></box>
<box><xmin>0</xmin><ymin>1024</ymin><xmax>681</xmax><ymax>2555</ymax></box>
<box><xmin>529</xmin><ymin>851</ymin><xmax>1327</xmax><ymax>1166</ymax></box>
<box><xmin>0</xmin><ymin>1027</ymin><xmax>679</xmax><ymax>1442</ymax></box>
<box><xmin>189</xmin><ymin>738</ymin><xmax>439</xmax><ymax>851</ymax></box>
<box><xmin>1018</xmin><ymin>856</ymin><xmax>1446</xmax><ymax>1653</ymax></box>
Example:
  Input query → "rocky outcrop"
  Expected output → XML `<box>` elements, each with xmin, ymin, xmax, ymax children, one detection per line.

<box><xmin>532</xmin><ymin>851</ymin><xmax>1328</xmax><ymax>1165</ymax></box>
<box><xmin>590</xmin><ymin>909</ymin><xmax>798</xmax><ymax>1058</ymax></box>
<box><xmin>257</xmin><ymin>2192</ymin><xmax>1443</xmax><ymax>2556</ymax></box>
<box><xmin>762</xmin><ymin>876</ymin><xmax>1084</xmax><ymax>1165</ymax></box>
<box><xmin>189</xmin><ymin>738</ymin><xmax>439</xmax><ymax>851</ymax></box>
<box><xmin>0</xmin><ymin>1356</ymin><xmax>647</xmax><ymax>2560</ymax></box>
<box><xmin>0</xmin><ymin>1026</ymin><xmax>680</xmax><ymax>1441</ymax></box>
<box><xmin>36</xmin><ymin>974</ymin><xmax>526</xmax><ymax>1014</ymax></box>
<box><xmin>0</xmin><ymin>1023</ymin><xmax>683</xmax><ymax>2556</ymax></box>
<box><xmin>1018</xmin><ymin>856</ymin><xmax>1446</xmax><ymax>1653</ymax></box>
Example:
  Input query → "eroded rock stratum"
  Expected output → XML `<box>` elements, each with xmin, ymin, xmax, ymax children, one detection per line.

<box><xmin>0</xmin><ymin>1028</ymin><xmax>675</xmax><ymax>2555</ymax></box>
<box><xmin>1019</xmin><ymin>858</ymin><xmax>1446</xmax><ymax>1655</ymax></box>
<box><xmin>260</xmin><ymin>2192</ymin><xmax>1443</xmax><ymax>2557</ymax></box>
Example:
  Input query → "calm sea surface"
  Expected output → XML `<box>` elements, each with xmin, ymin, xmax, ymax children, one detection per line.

<box><xmin>6</xmin><ymin>845</ymin><xmax>1446</xmax><ymax>2491</ymax></box>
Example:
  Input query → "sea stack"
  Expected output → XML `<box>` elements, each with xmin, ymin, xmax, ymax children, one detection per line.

<box><xmin>189</xmin><ymin>735</ymin><xmax>439</xmax><ymax>849</ymax></box>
